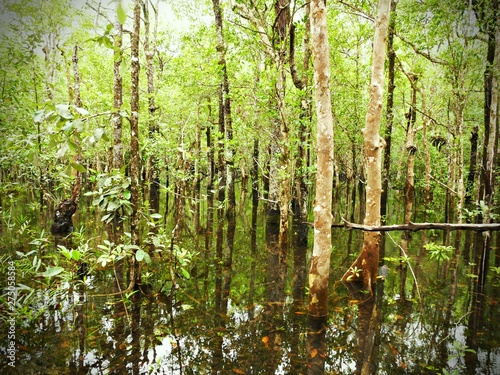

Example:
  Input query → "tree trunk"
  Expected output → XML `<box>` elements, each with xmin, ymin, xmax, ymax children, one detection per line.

<box><xmin>204</xmin><ymin>98</ymin><xmax>215</xmax><ymax>299</ymax></box>
<box><xmin>399</xmin><ymin>73</ymin><xmax>418</xmax><ymax>302</ymax></box>
<box><xmin>128</xmin><ymin>0</ymin><xmax>141</xmax><ymax>289</ymax></box>
<box><xmin>50</xmin><ymin>45</ymin><xmax>83</xmax><ymax>238</ymax></box>
<box><xmin>307</xmin><ymin>0</ymin><xmax>334</xmax><ymax>318</ymax></box>
<box><xmin>211</xmin><ymin>0</ymin><xmax>236</xmax><ymax>309</ymax></box>
<box><xmin>342</xmin><ymin>0</ymin><xmax>391</xmax><ymax>298</ymax></box>
<box><xmin>143</xmin><ymin>0</ymin><xmax>161</xmax><ymax>215</ymax></box>
<box><xmin>292</xmin><ymin>1</ymin><xmax>312</xmax><ymax>303</ymax></box>
<box><xmin>112</xmin><ymin>17</ymin><xmax>124</xmax><ymax>172</ymax></box>
<box><xmin>380</xmin><ymin>0</ymin><xmax>397</xmax><ymax>257</ymax></box>
<box><xmin>478</xmin><ymin>12</ymin><xmax>500</xmax><ymax>293</ymax></box>
<box><xmin>111</xmin><ymin>10</ymin><xmax>125</xmax><ymax>292</ymax></box>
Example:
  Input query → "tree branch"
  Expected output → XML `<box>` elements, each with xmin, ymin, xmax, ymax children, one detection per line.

<box><xmin>328</xmin><ymin>219</ymin><xmax>500</xmax><ymax>232</ymax></box>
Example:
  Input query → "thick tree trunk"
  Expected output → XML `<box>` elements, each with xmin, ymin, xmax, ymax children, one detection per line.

<box><xmin>307</xmin><ymin>0</ymin><xmax>334</xmax><ymax>319</ymax></box>
<box><xmin>342</xmin><ymin>0</ymin><xmax>391</xmax><ymax>299</ymax></box>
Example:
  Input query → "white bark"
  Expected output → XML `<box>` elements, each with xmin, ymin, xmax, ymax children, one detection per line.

<box><xmin>308</xmin><ymin>0</ymin><xmax>334</xmax><ymax>318</ymax></box>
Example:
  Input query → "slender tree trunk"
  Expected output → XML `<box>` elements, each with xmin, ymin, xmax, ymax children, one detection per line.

<box><xmin>128</xmin><ymin>0</ymin><xmax>141</xmax><ymax>289</ymax></box>
<box><xmin>212</xmin><ymin>0</ymin><xmax>235</xmax><ymax>311</ymax></box>
<box><xmin>399</xmin><ymin>74</ymin><xmax>418</xmax><ymax>302</ymax></box>
<box><xmin>291</xmin><ymin>1</ymin><xmax>312</xmax><ymax>303</ymax></box>
<box><xmin>143</xmin><ymin>0</ymin><xmax>161</xmax><ymax>215</ymax></box>
<box><xmin>342</xmin><ymin>0</ymin><xmax>391</xmax><ymax>298</ymax></box>
<box><xmin>478</xmin><ymin>14</ymin><xmax>499</xmax><ymax>293</ymax></box>
<box><xmin>249</xmin><ymin>137</ymin><xmax>259</xmax><ymax>319</ymax></box>
<box><xmin>112</xmin><ymin>18</ymin><xmax>123</xmax><ymax>172</ymax></box>
<box><xmin>71</xmin><ymin>45</ymin><xmax>83</xmax><ymax>204</ymax></box>
<box><xmin>307</xmin><ymin>0</ymin><xmax>334</xmax><ymax>319</ymax></box>
<box><xmin>204</xmin><ymin>98</ymin><xmax>215</xmax><ymax>300</ymax></box>
<box><xmin>214</xmin><ymin>86</ymin><xmax>226</xmax><ymax>314</ymax></box>
<box><xmin>380</xmin><ymin>0</ymin><xmax>397</xmax><ymax>258</ymax></box>
<box><xmin>49</xmin><ymin>45</ymin><xmax>83</xmax><ymax>238</ymax></box>
<box><xmin>111</xmin><ymin>11</ymin><xmax>125</xmax><ymax>292</ymax></box>
<box><xmin>419</xmin><ymin>88</ymin><xmax>432</xmax><ymax>262</ymax></box>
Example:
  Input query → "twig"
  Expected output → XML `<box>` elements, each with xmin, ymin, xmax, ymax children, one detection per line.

<box><xmin>386</xmin><ymin>232</ymin><xmax>422</xmax><ymax>304</ymax></box>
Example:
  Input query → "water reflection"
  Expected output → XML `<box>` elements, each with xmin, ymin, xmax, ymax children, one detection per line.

<box><xmin>2</xmin><ymin>224</ymin><xmax>500</xmax><ymax>374</ymax></box>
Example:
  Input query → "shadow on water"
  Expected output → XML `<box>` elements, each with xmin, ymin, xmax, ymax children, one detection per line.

<box><xmin>1</xmin><ymin>205</ymin><xmax>500</xmax><ymax>374</ymax></box>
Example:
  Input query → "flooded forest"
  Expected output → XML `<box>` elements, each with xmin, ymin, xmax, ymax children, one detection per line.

<box><xmin>1</xmin><ymin>0</ymin><xmax>500</xmax><ymax>373</ymax></box>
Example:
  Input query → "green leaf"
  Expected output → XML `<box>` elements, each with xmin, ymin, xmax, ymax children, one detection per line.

<box><xmin>93</xmin><ymin>127</ymin><xmax>105</xmax><ymax>142</ymax></box>
<box><xmin>55</xmin><ymin>104</ymin><xmax>73</xmax><ymax>119</ymax></box>
<box><xmin>150</xmin><ymin>213</ymin><xmax>162</xmax><ymax>219</ymax></box>
<box><xmin>71</xmin><ymin>250</ymin><xmax>81</xmax><ymax>261</ymax></box>
<box><xmin>60</xmin><ymin>249</ymin><xmax>72</xmax><ymax>260</ymax></box>
<box><xmin>123</xmin><ymin>190</ymin><xmax>131</xmax><ymax>199</ymax></box>
<box><xmin>71</xmin><ymin>163</ymin><xmax>87</xmax><ymax>173</ymax></box>
<box><xmin>73</xmin><ymin>119</ymin><xmax>84</xmax><ymax>132</ymax></box>
<box><xmin>181</xmin><ymin>268</ymin><xmax>190</xmax><ymax>279</ymax></box>
<box><xmin>107</xmin><ymin>200</ymin><xmax>120</xmax><ymax>211</ymax></box>
<box><xmin>34</xmin><ymin>109</ymin><xmax>45</xmax><ymax>123</ymax></box>
<box><xmin>135</xmin><ymin>249</ymin><xmax>151</xmax><ymax>264</ymax></box>
<box><xmin>74</xmin><ymin>107</ymin><xmax>89</xmax><ymax>116</ymax></box>
<box><xmin>101</xmin><ymin>213</ymin><xmax>112</xmax><ymax>222</ymax></box>
<box><xmin>136</xmin><ymin>249</ymin><xmax>146</xmax><ymax>262</ymax></box>
<box><xmin>117</xmin><ymin>2</ymin><xmax>127</xmax><ymax>25</ymax></box>
<box><xmin>56</xmin><ymin>142</ymin><xmax>69</xmax><ymax>158</ymax></box>
<box><xmin>41</xmin><ymin>266</ymin><xmax>65</xmax><ymax>278</ymax></box>
<box><xmin>62</xmin><ymin>121</ymin><xmax>74</xmax><ymax>132</ymax></box>
<box><xmin>152</xmin><ymin>236</ymin><xmax>162</xmax><ymax>248</ymax></box>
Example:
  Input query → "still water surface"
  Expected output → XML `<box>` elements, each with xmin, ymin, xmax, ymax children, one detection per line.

<box><xmin>1</xmin><ymin>211</ymin><xmax>499</xmax><ymax>374</ymax></box>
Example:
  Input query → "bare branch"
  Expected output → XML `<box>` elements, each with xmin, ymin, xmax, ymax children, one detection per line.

<box><xmin>329</xmin><ymin>219</ymin><xmax>500</xmax><ymax>232</ymax></box>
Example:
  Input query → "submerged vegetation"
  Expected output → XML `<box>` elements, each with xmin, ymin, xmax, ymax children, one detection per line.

<box><xmin>1</xmin><ymin>0</ymin><xmax>500</xmax><ymax>373</ymax></box>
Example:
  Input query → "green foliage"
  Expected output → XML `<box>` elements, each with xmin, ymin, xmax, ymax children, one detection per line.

<box><xmin>84</xmin><ymin>170</ymin><xmax>133</xmax><ymax>223</ymax></box>
<box><xmin>424</xmin><ymin>242</ymin><xmax>454</xmax><ymax>263</ymax></box>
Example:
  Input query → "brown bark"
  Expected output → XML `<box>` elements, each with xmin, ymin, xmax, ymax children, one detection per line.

<box><xmin>212</xmin><ymin>0</ymin><xmax>236</xmax><ymax>312</ymax></box>
<box><xmin>380</xmin><ymin>0</ymin><xmax>397</xmax><ymax>235</ymax></box>
<box><xmin>292</xmin><ymin>2</ymin><xmax>312</xmax><ymax>302</ymax></box>
<box><xmin>342</xmin><ymin>0</ymin><xmax>391</xmax><ymax>298</ymax></box>
<box><xmin>112</xmin><ymin>17</ymin><xmax>124</xmax><ymax>171</ymax></box>
<box><xmin>307</xmin><ymin>0</ymin><xmax>334</xmax><ymax>318</ymax></box>
<box><xmin>111</xmin><ymin>10</ymin><xmax>125</xmax><ymax>292</ymax></box>
<box><xmin>477</xmin><ymin>10</ymin><xmax>500</xmax><ymax>292</ymax></box>
<box><xmin>274</xmin><ymin>0</ymin><xmax>290</xmax><ymax>43</ymax></box>
<box><xmin>128</xmin><ymin>0</ymin><xmax>141</xmax><ymax>289</ymax></box>
<box><xmin>50</xmin><ymin>45</ymin><xmax>83</xmax><ymax>237</ymax></box>
<box><xmin>71</xmin><ymin>45</ymin><xmax>82</xmax><ymax>204</ymax></box>
<box><xmin>399</xmin><ymin>73</ymin><xmax>418</xmax><ymax>301</ymax></box>
<box><xmin>335</xmin><ymin>220</ymin><xmax>500</xmax><ymax>232</ymax></box>
<box><xmin>143</xmin><ymin>0</ymin><xmax>161</xmax><ymax>214</ymax></box>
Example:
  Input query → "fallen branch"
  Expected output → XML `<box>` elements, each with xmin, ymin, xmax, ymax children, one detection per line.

<box><xmin>308</xmin><ymin>220</ymin><xmax>500</xmax><ymax>232</ymax></box>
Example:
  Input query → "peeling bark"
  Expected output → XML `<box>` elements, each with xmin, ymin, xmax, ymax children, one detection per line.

<box><xmin>307</xmin><ymin>0</ymin><xmax>334</xmax><ymax>318</ymax></box>
<box><xmin>342</xmin><ymin>0</ymin><xmax>391</xmax><ymax>298</ymax></box>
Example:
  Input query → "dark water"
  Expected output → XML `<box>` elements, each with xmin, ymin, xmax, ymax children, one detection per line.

<box><xmin>1</xmin><ymin>206</ymin><xmax>500</xmax><ymax>374</ymax></box>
